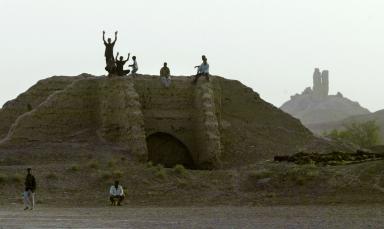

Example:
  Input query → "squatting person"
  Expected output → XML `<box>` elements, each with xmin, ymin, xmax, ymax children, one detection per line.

<box><xmin>115</xmin><ymin>52</ymin><xmax>131</xmax><ymax>76</ymax></box>
<box><xmin>109</xmin><ymin>180</ymin><xmax>125</xmax><ymax>206</ymax></box>
<box><xmin>193</xmin><ymin>55</ymin><xmax>210</xmax><ymax>83</ymax></box>
<box><xmin>129</xmin><ymin>56</ymin><xmax>139</xmax><ymax>76</ymax></box>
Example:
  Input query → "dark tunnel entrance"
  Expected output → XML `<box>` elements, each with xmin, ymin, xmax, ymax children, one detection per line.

<box><xmin>146</xmin><ymin>132</ymin><xmax>195</xmax><ymax>169</ymax></box>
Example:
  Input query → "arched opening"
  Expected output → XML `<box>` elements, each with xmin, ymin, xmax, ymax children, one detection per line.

<box><xmin>146</xmin><ymin>132</ymin><xmax>195</xmax><ymax>169</ymax></box>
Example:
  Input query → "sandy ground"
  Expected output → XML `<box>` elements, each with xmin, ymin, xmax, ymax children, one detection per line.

<box><xmin>0</xmin><ymin>205</ymin><xmax>383</xmax><ymax>229</ymax></box>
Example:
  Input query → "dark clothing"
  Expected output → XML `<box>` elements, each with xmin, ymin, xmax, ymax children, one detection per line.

<box><xmin>119</xmin><ymin>70</ymin><xmax>131</xmax><ymax>76</ymax></box>
<box><xmin>105</xmin><ymin>56</ymin><xmax>114</xmax><ymax>65</ymax></box>
<box><xmin>116</xmin><ymin>60</ymin><xmax>127</xmax><ymax>72</ymax></box>
<box><xmin>104</xmin><ymin>41</ymin><xmax>116</xmax><ymax>65</ymax></box>
<box><xmin>193</xmin><ymin>73</ymin><xmax>210</xmax><ymax>84</ymax></box>
<box><xmin>160</xmin><ymin>66</ymin><xmax>170</xmax><ymax>77</ymax></box>
<box><xmin>116</xmin><ymin>60</ymin><xmax>130</xmax><ymax>76</ymax></box>
<box><xmin>110</xmin><ymin>195</ymin><xmax>124</xmax><ymax>205</ymax></box>
<box><xmin>25</xmin><ymin>174</ymin><xmax>36</xmax><ymax>192</ymax></box>
<box><xmin>131</xmin><ymin>68</ymin><xmax>138</xmax><ymax>75</ymax></box>
<box><xmin>105</xmin><ymin>62</ymin><xmax>117</xmax><ymax>75</ymax></box>
<box><xmin>104</xmin><ymin>42</ymin><xmax>116</xmax><ymax>59</ymax></box>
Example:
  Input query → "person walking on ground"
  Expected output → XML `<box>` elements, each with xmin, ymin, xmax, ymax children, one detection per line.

<box><xmin>160</xmin><ymin>62</ymin><xmax>171</xmax><ymax>87</ymax></box>
<box><xmin>23</xmin><ymin>168</ymin><xmax>36</xmax><ymax>210</ymax></box>
<box><xmin>103</xmin><ymin>30</ymin><xmax>118</xmax><ymax>64</ymax></box>
<box><xmin>193</xmin><ymin>55</ymin><xmax>210</xmax><ymax>84</ymax></box>
<box><xmin>109</xmin><ymin>180</ymin><xmax>125</xmax><ymax>206</ymax></box>
<box><xmin>129</xmin><ymin>56</ymin><xmax>139</xmax><ymax>76</ymax></box>
<box><xmin>115</xmin><ymin>52</ymin><xmax>131</xmax><ymax>76</ymax></box>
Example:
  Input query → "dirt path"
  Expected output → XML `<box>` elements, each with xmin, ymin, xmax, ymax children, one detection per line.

<box><xmin>0</xmin><ymin>205</ymin><xmax>383</xmax><ymax>229</ymax></box>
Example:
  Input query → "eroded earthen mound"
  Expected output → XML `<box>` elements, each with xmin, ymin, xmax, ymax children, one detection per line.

<box><xmin>0</xmin><ymin>74</ymin><xmax>343</xmax><ymax>169</ymax></box>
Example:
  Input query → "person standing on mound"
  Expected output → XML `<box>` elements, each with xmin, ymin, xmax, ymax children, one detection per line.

<box><xmin>103</xmin><ymin>30</ymin><xmax>118</xmax><ymax>64</ymax></box>
<box><xmin>105</xmin><ymin>58</ymin><xmax>117</xmax><ymax>76</ymax></box>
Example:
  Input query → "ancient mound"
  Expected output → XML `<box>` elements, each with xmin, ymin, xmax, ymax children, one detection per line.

<box><xmin>281</xmin><ymin>68</ymin><xmax>370</xmax><ymax>125</ymax></box>
<box><xmin>0</xmin><ymin>74</ymin><xmax>341</xmax><ymax>169</ymax></box>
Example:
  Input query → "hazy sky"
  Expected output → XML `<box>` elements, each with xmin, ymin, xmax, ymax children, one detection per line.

<box><xmin>1</xmin><ymin>0</ymin><xmax>383</xmax><ymax>112</ymax></box>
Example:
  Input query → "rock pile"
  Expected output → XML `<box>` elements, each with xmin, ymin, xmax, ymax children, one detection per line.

<box><xmin>274</xmin><ymin>150</ymin><xmax>384</xmax><ymax>166</ymax></box>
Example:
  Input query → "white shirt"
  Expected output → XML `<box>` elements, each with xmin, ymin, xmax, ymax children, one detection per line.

<box><xmin>198</xmin><ymin>63</ymin><xmax>209</xmax><ymax>74</ymax></box>
<box><xmin>132</xmin><ymin>60</ymin><xmax>138</xmax><ymax>70</ymax></box>
<box><xmin>109</xmin><ymin>185</ymin><xmax>124</xmax><ymax>196</ymax></box>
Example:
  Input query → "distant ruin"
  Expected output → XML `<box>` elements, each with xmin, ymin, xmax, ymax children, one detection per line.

<box><xmin>281</xmin><ymin>68</ymin><xmax>370</xmax><ymax>126</ymax></box>
<box><xmin>312</xmin><ymin>68</ymin><xmax>329</xmax><ymax>99</ymax></box>
<box><xmin>300</xmin><ymin>68</ymin><xmax>329</xmax><ymax>100</ymax></box>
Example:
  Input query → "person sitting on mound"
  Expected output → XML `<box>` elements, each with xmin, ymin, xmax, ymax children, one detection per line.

<box><xmin>160</xmin><ymin>62</ymin><xmax>171</xmax><ymax>87</ymax></box>
<box><xmin>115</xmin><ymin>52</ymin><xmax>131</xmax><ymax>76</ymax></box>
<box><xmin>109</xmin><ymin>180</ymin><xmax>125</xmax><ymax>206</ymax></box>
<box><xmin>193</xmin><ymin>55</ymin><xmax>210</xmax><ymax>84</ymax></box>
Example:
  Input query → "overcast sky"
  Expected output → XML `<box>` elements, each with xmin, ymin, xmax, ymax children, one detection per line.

<box><xmin>0</xmin><ymin>0</ymin><xmax>383</xmax><ymax>112</ymax></box>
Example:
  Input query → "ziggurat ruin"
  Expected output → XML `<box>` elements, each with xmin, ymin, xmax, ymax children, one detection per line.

<box><xmin>0</xmin><ymin>74</ymin><xmax>332</xmax><ymax>169</ymax></box>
